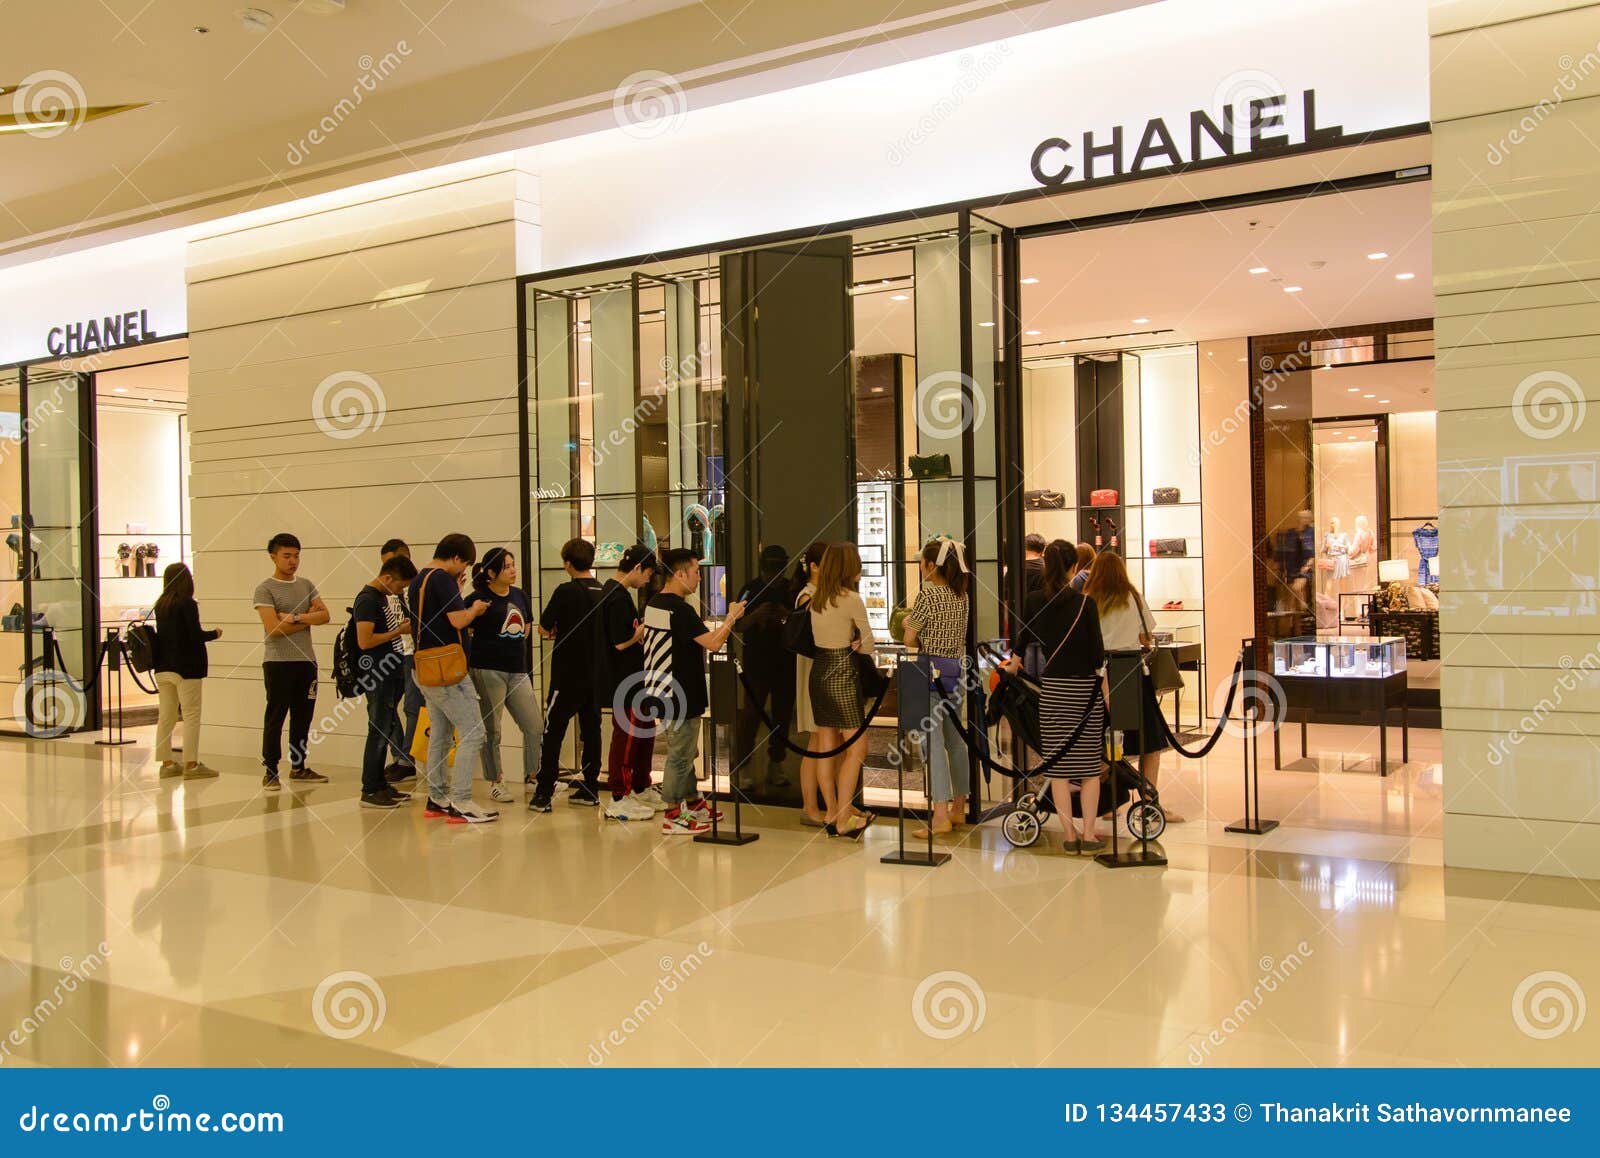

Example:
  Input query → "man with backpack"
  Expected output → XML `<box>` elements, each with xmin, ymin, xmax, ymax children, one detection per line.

<box><xmin>347</xmin><ymin>554</ymin><xmax>418</xmax><ymax>809</ymax></box>
<box><xmin>531</xmin><ymin>537</ymin><xmax>605</xmax><ymax>811</ymax></box>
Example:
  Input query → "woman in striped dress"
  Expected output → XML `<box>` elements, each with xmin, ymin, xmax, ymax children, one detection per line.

<box><xmin>1014</xmin><ymin>541</ymin><xmax>1107</xmax><ymax>853</ymax></box>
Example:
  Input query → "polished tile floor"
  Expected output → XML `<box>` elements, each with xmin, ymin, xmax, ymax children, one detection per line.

<box><xmin>0</xmin><ymin>721</ymin><xmax>1595</xmax><ymax>1068</ymax></box>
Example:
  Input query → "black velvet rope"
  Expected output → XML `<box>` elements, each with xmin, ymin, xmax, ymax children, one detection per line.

<box><xmin>1147</xmin><ymin>650</ymin><xmax>1247</xmax><ymax>760</ymax></box>
<box><xmin>735</xmin><ymin>666</ymin><xmax>894</xmax><ymax>760</ymax></box>
<box><xmin>935</xmin><ymin>669</ymin><xmax>1108</xmax><ymax>778</ymax></box>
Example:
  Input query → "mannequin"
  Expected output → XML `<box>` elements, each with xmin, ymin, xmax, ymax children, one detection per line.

<box><xmin>1348</xmin><ymin>514</ymin><xmax>1375</xmax><ymax>588</ymax></box>
<box><xmin>1321</xmin><ymin>517</ymin><xmax>1350</xmax><ymax>582</ymax></box>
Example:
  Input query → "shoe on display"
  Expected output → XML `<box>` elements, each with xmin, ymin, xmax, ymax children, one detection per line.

<box><xmin>568</xmin><ymin>785</ymin><xmax>600</xmax><ymax>807</ymax></box>
<box><xmin>361</xmin><ymin>791</ymin><xmax>402</xmax><ymax>810</ymax></box>
<box><xmin>289</xmin><ymin>768</ymin><xmax>330</xmax><ymax>784</ymax></box>
<box><xmin>449</xmin><ymin>804</ymin><xmax>500</xmax><ymax>825</ymax></box>
<box><xmin>158</xmin><ymin>761</ymin><xmax>183</xmax><ymax>779</ymax></box>
<box><xmin>262</xmin><ymin>771</ymin><xmax>282</xmax><ymax>793</ymax></box>
<box><xmin>660</xmin><ymin>808</ymin><xmax>711</xmax><ymax>836</ymax></box>
<box><xmin>527</xmin><ymin>794</ymin><xmax>553</xmax><ymax>813</ymax></box>
<box><xmin>635</xmin><ymin>786</ymin><xmax>666</xmax><ymax>811</ymax></box>
<box><xmin>489</xmin><ymin>782</ymin><xmax>516</xmax><ymax>803</ymax></box>
<box><xmin>424</xmin><ymin>797</ymin><xmax>455</xmax><ymax>819</ymax></box>
<box><xmin>182</xmin><ymin>764</ymin><xmax>220</xmax><ymax>780</ymax></box>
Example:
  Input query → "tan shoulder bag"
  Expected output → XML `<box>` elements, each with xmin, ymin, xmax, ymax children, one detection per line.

<box><xmin>412</xmin><ymin>568</ymin><xmax>469</xmax><ymax>687</ymax></box>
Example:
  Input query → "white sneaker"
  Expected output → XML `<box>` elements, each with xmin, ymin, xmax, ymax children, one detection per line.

<box><xmin>635</xmin><ymin>786</ymin><xmax>667</xmax><ymax>812</ymax></box>
<box><xmin>488</xmin><ymin>782</ymin><xmax>515</xmax><ymax>803</ymax></box>
<box><xmin>660</xmin><ymin>808</ymin><xmax>711</xmax><ymax>836</ymax></box>
<box><xmin>604</xmin><ymin>794</ymin><xmax>655</xmax><ymax>822</ymax></box>
<box><xmin>449</xmin><ymin>804</ymin><xmax>500</xmax><ymax>824</ymax></box>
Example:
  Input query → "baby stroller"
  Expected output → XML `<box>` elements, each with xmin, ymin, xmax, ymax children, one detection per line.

<box><xmin>985</xmin><ymin>647</ymin><xmax>1166</xmax><ymax>849</ymax></box>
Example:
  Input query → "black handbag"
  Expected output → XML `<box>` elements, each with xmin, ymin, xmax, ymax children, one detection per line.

<box><xmin>782</xmin><ymin>595</ymin><xmax>817</xmax><ymax>658</ymax></box>
<box><xmin>1149</xmin><ymin>537</ymin><xmax>1188</xmax><ymax>557</ymax></box>
<box><xmin>854</xmin><ymin>650</ymin><xmax>889</xmax><ymax>701</ymax></box>
<box><xmin>125</xmin><ymin>622</ymin><xmax>158</xmax><ymax>673</ymax></box>
<box><xmin>1024</xmin><ymin>489</ymin><xmax>1066</xmax><ymax>510</ymax></box>
<box><xmin>1151</xmin><ymin>487</ymin><xmax>1181</xmax><ymax>505</ymax></box>
<box><xmin>908</xmin><ymin>453</ymin><xmax>952</xmax><ymax>480</ymax></box>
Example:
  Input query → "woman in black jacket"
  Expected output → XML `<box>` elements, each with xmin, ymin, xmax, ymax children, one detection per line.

<box><xmin>153</xmin><ymin>562</ymin><xmax>221</xmax><ymax>780</ymax></box>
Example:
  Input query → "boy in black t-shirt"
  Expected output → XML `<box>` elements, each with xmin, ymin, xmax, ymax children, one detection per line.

<box><xmin>531</xmin><ymin>538</ymin><xmax>605</xmax><ymax>811</ymax></box>
<box><xmin>595</xmin><ymin>545</ymin><xmax>658</xmax><ymax>822</ymax></box>
<box><xmin>352</xmin><ymin>554</ymin><xmax>418</xmax><ymax>808</ymax></box>
<box><xmin>641</xmin><ymin>548</ymin><xmax>744</xmax><ymax>835</ymax></box>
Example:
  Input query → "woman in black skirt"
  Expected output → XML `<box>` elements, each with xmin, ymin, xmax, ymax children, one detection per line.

<box><xmin>808</xmin><ymin>542</ymin><xmax>877</xmax><ymax>839</ymax></box>
<box><xmin>1014</xmin><ymin>541</ymin><xmax>1107</xmax><ymax>853</ymax></box>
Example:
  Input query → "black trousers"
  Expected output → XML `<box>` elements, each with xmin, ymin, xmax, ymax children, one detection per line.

<box><xmin>736</xmin><ymin>655</ymin><xmax>796</xmax><ymax>764</ymax></box>
<box><xmin>262</xmin><ymin>661</ymin><xmax>317</xmax><ymax>772</ymax></box>
<box><xmin>536</xmin><ymin>684</ymin><xmax>601</xmax><ymax>795</ymax></box>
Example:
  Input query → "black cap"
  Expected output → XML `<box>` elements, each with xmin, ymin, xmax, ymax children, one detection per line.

<box><xmin>618</xmin><ymin>544</ymin><xmax>655</xmax><ymax>572</ymax></box>
<box><xmin>759</xmin><ymin>544</ymin><xmax>790</xmax><ymax>569</ymax></box>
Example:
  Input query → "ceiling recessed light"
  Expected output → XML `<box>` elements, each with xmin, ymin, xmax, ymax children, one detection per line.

<box><xmin>1237</xmin><ymin>357</ymin><xmax>1247</xmax><ymax>362</ymax></box>
<box><xmin>979</xmin><ymin>321</ymin><xmax>995</xmax><ymax>328</ymax></box>
<box><xmin>1347</xmin><ymin>434</ymin><xmax>1356</xmax><ymax>440</ymax></box>
<box><xmin>1367</xmin><ymin>252</ymin><xmax>1388</xmax><ymax>260</ymax></box>
<box><xmin>1249</xmin><ymin>267</ymin><xmax>1269</xmax><ymax>275</ymax></box>
<box><xmin>1363</xmin><ymin>393</ymin><xmax>1375</xmax><ymax>399</ymax></box>
<box><xmin>871</xmin><ymin>386</ymin><xmax>885</xmax><ymax>393</ymax></box>
<box><xmin>889</xmin><ymin>294</ymin><xmax>908</xmax><ymax>301</ymax></box>
<box><xmin>1395</xmin><ymin>272</ymin><xmax>1416</xmax><ymax>280</ymax></box>
<box><xmin>1025</xmin><ymin>329</ymin><xmax>1042</xmax><ymax>336</ymax></box>
<box><xmin>1347</xmin><ymin>387</ymin><xmax>1361</xmax><ymax>393</ymax></box>
<box><xmin>113</xmin><ymin>387</ymin><xmax>127</xmax><ymax>394</ymax></box>
<box><xmin>1021</xmin><ymin>277</ymin><xmax>1039</xmax><ymax>285</ymax></box>
<box><xmin>1132</xmin><ymin>317</ymin><xmax>1149</xmax><ymax>324</ymax></box>
<box><xmin>1283</xmin><ymin>285</ymin><xmax>1303</xmax><ymax>293</ymax></box>
<box><xmin>1379</xmin><ymin>398</ymin><xmax>1391</xmax><ymax>404</ymax></box>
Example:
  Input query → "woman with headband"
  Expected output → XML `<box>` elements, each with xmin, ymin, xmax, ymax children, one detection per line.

<box><xmin>901</xmin><ymin>537</ymin><xmax>971</xmax><ymax>838</ymax></box>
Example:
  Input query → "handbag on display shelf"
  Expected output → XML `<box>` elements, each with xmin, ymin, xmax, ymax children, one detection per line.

<box><xmin>411</xmin><ymin>568</ymin><xmax>470</xmax><ymax>688</ymax></box>
<box><xmin>1024</xmin><ymin>489</ymin><xmax>1066</xmax><ymax>510</ymax></box>
<box><xmin>1149</xmin><ymin>538</ymin><xmax>1188</xmax><ymax>557</ymax></box>
<box><xmin>908</xmin><ymin>453</ymin><xmax>952</xmax><ymax>480</ymax></box>
<box><xmin>1151</xmin><ymin>487</ymin><xmax>1181</xmax><ymax>505</ymax></box>
<box><xmin>1089</xmin><ymin>488</ymin><xmax>1119</xmax><ymax>507</ymax></box>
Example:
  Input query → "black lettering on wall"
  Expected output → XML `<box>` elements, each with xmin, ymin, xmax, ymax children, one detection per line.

<box><xmin>1189</xmin><ymin>107</ymin><xmax>1236</xmax><ymax>160</ymax></box>
<box><xmin>1249</xmin><ymin>95</ymin><xmax>1289</xmax><ymax>150</ymax></box>
<box><xmin>1131</xmin><ymin>117</ymin><xmax>1182</xmax><ymax>171</ymax></box>
<box><xmin>1030</xmin><ymin>136</ymin><xmax>1074</xmax><ymax>187</ymax></box>
<box><xmin>1081</xmin><ymin>125</ymin><xmax>1124</xmax><ymax>180</ymax></box>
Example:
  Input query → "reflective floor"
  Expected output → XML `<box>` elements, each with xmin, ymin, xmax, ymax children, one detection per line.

<box><xmin>0</xmin><ymin>722</ymin><xmax>1595</xmax><ymax>1069</ymax></box>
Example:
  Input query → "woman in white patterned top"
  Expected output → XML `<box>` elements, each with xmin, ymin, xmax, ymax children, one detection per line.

<box><xmin>902</xmin><ymin>537</ymin><xmax>970</xmax><ymax>837</ymax></box>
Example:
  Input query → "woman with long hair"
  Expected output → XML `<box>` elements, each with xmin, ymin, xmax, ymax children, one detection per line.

<box><xmin>152</xmin><ymin>562</ymin><xmax>221</xmax><ymax>780</ymax></box>
<box><xmin>808</xmin><ymin>541</ymin><xmax>876</xmax><ymax>838</ymax></box>
<box><xmin>902</xmin><ymin>537</ymin><xmax>970</xmax><ymax>838</ymax></box>
<box><xmin>467</xmin><ymin>547</ymin><xmax>544</xmax><ymax>803</ymax></box>
<box><xmin>1014</xmin><ymin>541</ymin><xmax>1106</xmax><ymax>851</ymax></box>
<box><xmin>1083</xmin><ymin>551</ymin><xmax>1181</xmax><ymax>822</ymax></box>
<box><xmin>791</xmin><ymin>541</ymin><xmax>831</xmax><ymax>825</ymax></box>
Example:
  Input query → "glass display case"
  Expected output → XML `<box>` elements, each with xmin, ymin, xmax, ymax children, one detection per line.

<box><xmin>1273</xmin><ymin>636</ymin><xmax>1407</xmax><ymax>679</ymax></box>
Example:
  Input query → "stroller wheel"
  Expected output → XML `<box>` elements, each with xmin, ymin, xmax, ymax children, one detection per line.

<box><xmin>1126</xmin><ymin>801</ymin><xmax>1166</xmax><ymax>842</ymax></box>
<box><xmin>1002</xmin><ymin>807</ymin><xmax>1044</xmax><ymax>848</ymax></box>
<box><xmin>1015</xmin><ymin>791</ymin><xmax>1040</xmax><ymax>813</ymax></box>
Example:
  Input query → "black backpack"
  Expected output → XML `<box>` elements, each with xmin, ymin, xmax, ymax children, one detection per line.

<box><xmin>333</xmin><ymin>608</ymin><xmax>362</xmax><ymax>700</ymax></box>
<box><xmin>124</xmin><ymin>622</ymin><xmax>157</xmax><ymax>673</ymax></box>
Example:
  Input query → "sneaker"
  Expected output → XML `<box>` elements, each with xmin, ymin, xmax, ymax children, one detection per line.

<box><xmin>361</xmin><ymin>790</ymin><xmax>402</xmax><ymax>810</ymax></box>
<box><xmin>449</xmin><ymin>803</ymin><xmax>500</xmax><ymax>825</ymax></box>
<box><xmin>385</xmin><ymin>763</ymin><xmax>417</xmax><ymax>783</ymax></box>
<box><xmin>158</xmin><ymin>761</ymin><xmax>183</xmax><ymax>779</ymax></box>
<box><xmin>489</xmin><ymin>782</ymin><xmax>515</xmax><ymax>804</ymax></box>
<box><xmin>424</xmin><ymin>797</ymin><xmax>455</xmax><ymax>819</ymax></box>
<box><xmin>527</xmin><ymin>793</ymin><xmax>553</xmax><ymax>813</ymax></box>
<box><xmin>385</xmin><ymin>786</ymin><xmax>412</xmax><ymax>802</ymax></box>
<box><xmin>182</xmin><ymin>764</ymin><xmax>220</xmax><ymax>780</ymax></box>
<box><xmin>289</xmin><ymin>768</ymin><xmax>330</xmax><ymax>784</ymax></box>
<box><xmin>686</xmin><ymin>798</ymin><xmax>724</xmax><ymax>824</ymax></box>
<box><xmin>568</xmin><ymin>784</ymin><xmax>600</xmax><ymax>808</ymax></box>
<box><xmin>262</xmin><ymin>771</ymin><xmax>281</xmax><ymax>793</ymax></box>
<box><xmin>660</xmin><ymin>807</ymin><xmax>711</xmax><ymax>836</ymax></box>
<box><xmin>604</xmin><ymin>795</ymin><xmax>656</xmax><ymax>822</ymax></box>
<box><xmin>635</xmin><ymin>785</ymin><xmax>666</xmax><ymax>812</ymax></box>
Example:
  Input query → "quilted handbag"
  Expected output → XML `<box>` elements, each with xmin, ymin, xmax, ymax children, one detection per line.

<box><xmin>1089</xmin><ymin>488</ymin><xmax>1119</xmax><ymax>507</ymax></box>
<box><xmin>909</xmin><ymin>453</ymin><xmax>952</xmax><ymax>480</ymax></box>
<box><xmin>1149</xmin><ymin>538</ymin><xmax>1188</xmax><ymax>557</ymax></box>
<box><xmin>1024</xmin><ymin>489</ymin><xmax>1066</xmax><ymax>510</ymax></box>
<box><xmin>1151</xmin><ymin>487</ymin><xmax>1181</xmax><ymax>505</ymax></box>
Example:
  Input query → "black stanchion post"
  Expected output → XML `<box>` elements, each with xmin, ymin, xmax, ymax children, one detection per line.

<box><xmin>96</xmin><ymin>629</ymin><xmax>135</xmax><ymax>748</ymax></box>
<box><xmin>1225</xmin><ymin>635</ymin><xmax>1280</xmax><ymax>836</ymax></box>
<box><xmin>883</xmin><ymin>657</ymin><xmax>949</xmax><ymax>868</ymax></box>
<box><xmin>696</xmin><ymin>652</ymin><xmax>758</xmax><ymax>847</ymax></box>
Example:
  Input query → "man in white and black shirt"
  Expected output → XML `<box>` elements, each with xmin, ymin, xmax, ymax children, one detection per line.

<box><xmin>381</xmin><ymin>539</ymin><xmax>421</xmax><ymax>783</ymax></box>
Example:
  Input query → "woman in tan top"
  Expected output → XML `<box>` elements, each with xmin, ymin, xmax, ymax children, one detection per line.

<box><xmin>808</xmin><ymin>541</ymin><xmax>876</xmax><ymax>839</ymax></box>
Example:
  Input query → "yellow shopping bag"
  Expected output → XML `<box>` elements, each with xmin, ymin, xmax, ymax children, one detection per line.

<box><xmin>410</xmin><ymin>705</ymin><xmax>459</xmax><ymax>767</ymax></box>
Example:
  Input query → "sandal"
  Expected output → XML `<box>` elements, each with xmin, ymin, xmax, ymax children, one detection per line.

<box><xmin>839</xmin><ymin>814</ymin><xmax>875</xmax><ymax>841</ymax></box>
<box><xmin>911</xmin><ymin>824</ymin><xmax>954</xmax><ymax>839</ymax></box>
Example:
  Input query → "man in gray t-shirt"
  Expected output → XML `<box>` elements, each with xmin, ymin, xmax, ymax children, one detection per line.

<box><xmin>252</xmin><ymin>533</ymin><xmax>331</xmax><ymax>790</ymax></box>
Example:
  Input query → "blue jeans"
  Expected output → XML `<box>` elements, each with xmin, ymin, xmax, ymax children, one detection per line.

<box><xmin>660</xmin><ymin>717</ymin><xmax>703</xmax><ymax>805</ymax></box>
<box><xmin>919</xmin><ymin>656</ymin><xmax>969</xmax><ymax>803</ymax></box>
<box><xmin>362</xmin><ymin>670</ymin><xmax>405</xmax><ymax>795</ymax></box>
<box><xmin>471</xmin><ymin>669</ymin><xmax>543</xmax><ymax>782</ymax></box>
<box><xmin>418</xmin><ymin>678</ymin><xmax>484</xmax><ymax>805</ymax></box>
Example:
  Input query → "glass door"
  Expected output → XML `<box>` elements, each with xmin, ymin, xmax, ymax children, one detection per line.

<box><xmin>19</xmin><ymin>367</ymin><xmax>96</xmax><ymax>737</ymax></box>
